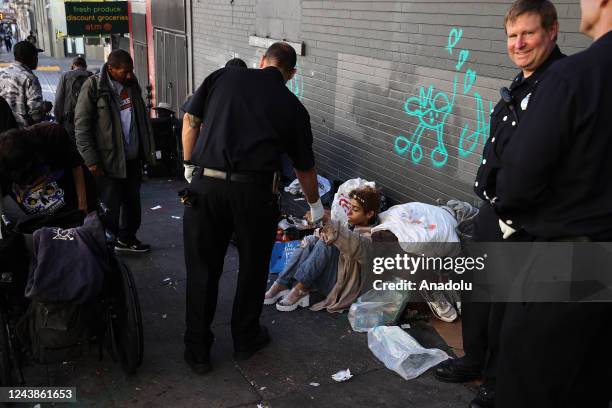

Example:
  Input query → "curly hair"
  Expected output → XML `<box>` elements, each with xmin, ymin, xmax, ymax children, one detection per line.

<box><xmin>348</xmin><ymin>186</ymin><xmax>381</xmax><ymax>223</ymax></box>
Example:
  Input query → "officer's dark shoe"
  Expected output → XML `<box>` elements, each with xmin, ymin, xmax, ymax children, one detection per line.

<box><xmin>469</xmin><ymin>384</ymin><xmax>495</xmax><ymax>408</ymax></box>
<box><xmin>184</xmin><ymin>349</ymin><xmax>211</xmax><ymax>375</ymax></box>
<box><xmin>115</xmin><ymin>238</ymin><xmax>151</xmax><ymax>253</ymax></box>
<box><xmin>233</xmin><ymin>326</ymin><xmax>271</xmax><ymax>361</ymax></box>
<box><xmin>434</xmin><ymin>358</ymin><xmax>482</xmax><ymax>383</ymax></box>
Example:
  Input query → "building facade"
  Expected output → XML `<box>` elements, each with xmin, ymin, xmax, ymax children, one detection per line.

<box><xmin>19</xmin><ymin>0</ymin><xmax>588</xmax><ymax>205</ymax></box>
<box><xmin>5</xmin><ymin>0</ymin><xmax>34</xmax><ymax>41</ymax></box>
<box><xmin>185</xmin><ymin>0</ymin><xmax>588</xmax><ymax>204</ymax></box>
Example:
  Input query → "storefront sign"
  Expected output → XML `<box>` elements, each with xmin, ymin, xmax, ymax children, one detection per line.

<box><xmin>65</xmin><ymin>1</ymin><xmax>129</xmax><ymax>36</ymax></box>
<box><xmin>0</xmin><ymin>10</ymin><xmax>17</xmax><ymax>22</ymax></box>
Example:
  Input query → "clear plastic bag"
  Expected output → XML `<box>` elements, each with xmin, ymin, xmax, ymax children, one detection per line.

<box><xmin>368</xmin><ymin>326</ymin><xmax>449</xmax><ymax>380</ymax></box>
<box><xmin>347</xmin><ymin>279</ymin><xmax>409</xmax><ymax>332</ymax></box>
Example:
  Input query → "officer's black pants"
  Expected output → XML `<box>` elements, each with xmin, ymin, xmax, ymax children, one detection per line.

<box><xmin>95</xmin><ymin>159</ymin><xmax>142</xmax><ymax>242</ymax></box>
<box><xmin>460</xmin><ymin>300</ymin><xmax>505</xmax><ymax>382</ymax></box>
<box><xmin>183</xmin><ymin>176</ymin><xmax>279</xmax><ymax>352</ymax></box>
<box><xmin>461</xmin><ymin>202</ymin><xmax>530</xmax><ymax>385</ymax></box>
<box><xmin>497</xmin><ymin>302</ymin><xmax>612</xmax><ymax>407</ymax></box>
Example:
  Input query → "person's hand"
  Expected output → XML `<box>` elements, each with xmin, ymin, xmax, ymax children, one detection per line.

<box><xmin>321</xmin><ymin>210</ymin><xmax>330</xmax><ymax>224</ymax></box>
<box><xmin>184</xmin><ymin>164</ymin><xmax>196</xmax><ymax>183</ymax></box>
<box><xmin>313</xmin><ymin>228</ymin><xmax>321</xmax><ymax>239</ymax></box>
<box><xmin>498</xmin><ymin>219</ymin><xmax>517</xmax><ymax>239</ymax></box>
<box><xmin>88</xmin><ymin>164</ymin><xmax>104</xmax><ymax>177</ymax></box>
<box><xmin>308</xmin><ymin>198</ymin><xmax>324</xmax><ymax>224</ymax></box>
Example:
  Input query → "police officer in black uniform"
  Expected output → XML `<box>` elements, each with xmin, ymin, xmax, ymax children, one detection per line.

<box><xmin>434</xmin><ymin>1</ymin><xmax>564</xmax><ymax>407</ymax></box>
<box><xmin>491</xmin><ymin>0</ymin><xmax>612</xmax><ymax>405</ymax></box>
<box><xmin>180</xmin><ymin>43</ymin><xmax>324</xmax><ymax>374</ymax></box>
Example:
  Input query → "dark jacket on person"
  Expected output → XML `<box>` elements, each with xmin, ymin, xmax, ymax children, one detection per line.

<box><xmin>0</xmin><ymin>95</ymin><xmax>17</xmax><ymax>133</ymax></box>
<box><xmin>473</xmin><ymin>45</ymin><xmax>565</xmax><ymax>242</ymax></box>
<box><xmin>54</xmin><ymin>67</ymin><xmax>92</xmax><ymax>137</ymax></box>
<box><xmin>495</xmin><ymin>31</ymin><xmax>612</xmax><ymax>241</ymax></box>
<box><xmin>74</xmin><ymin>63</ymin><xmax>155</xmax><ymax>178</ymax></box>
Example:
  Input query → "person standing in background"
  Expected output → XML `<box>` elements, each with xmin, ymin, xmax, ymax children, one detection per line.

<box><xmin>74</xmin><ymin>49</ymin><xmax>156</xmax><ymax>253</ymax></box>
<box><xmin>0</xmin><ymin>41</ymin><xmax>44</xmax><ymax>128</ymax></box>
<box><xmin>54</xmin><ymin>56</ymin><xmax>92</xmax><ymax>140</ymax></box>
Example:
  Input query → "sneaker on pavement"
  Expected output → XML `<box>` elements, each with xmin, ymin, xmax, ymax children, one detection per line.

<box><xmin>420</xmin><ymin>289</ymin><xmax>458</xmax><ymax>322</ymax></box>
<box><xmin>115</xmin><ymin>238</ymin><xmax>151</xmax><ymax>253</ymax></box>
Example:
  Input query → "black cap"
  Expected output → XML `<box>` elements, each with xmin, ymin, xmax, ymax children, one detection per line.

<box><xmin>13</xmin><ymin>41</ymin><xmax>44</xmax><ymax>60</ymax></box>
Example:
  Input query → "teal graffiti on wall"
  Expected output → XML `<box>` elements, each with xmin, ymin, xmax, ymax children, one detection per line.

<box><xmin>394</xmin><ymin>28</ymin><xmax>493</xmax><ymax>168</ymax></box>
<box><xmin>287</xmin><ymin>65</ymin><xmax>304</xmax><ymax>99</ymax></box>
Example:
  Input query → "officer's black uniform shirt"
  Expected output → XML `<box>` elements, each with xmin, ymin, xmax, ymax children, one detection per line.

<box><xmin>474</xmin><ymin>45</ymin><xmax>565</xmax><ymax>204</ymax></box>
<box><xmin>495</xmin><ymin>31</ymin><xmax>612</xmax><ymax>240</ymax></box>
<box><xmin>184</xmin><ymin>66</ymin><xmax>315</xmax><ymax>173</ymax></box>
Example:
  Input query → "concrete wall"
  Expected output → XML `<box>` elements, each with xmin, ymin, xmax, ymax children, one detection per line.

<box><xmin>191</xmin><ymin>0</ymin><xmax>588</xmax><ymax>205</ymax></box>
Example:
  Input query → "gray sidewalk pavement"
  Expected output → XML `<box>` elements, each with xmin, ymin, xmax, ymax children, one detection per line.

<box><xmin>18</xmin><ymin>178</ymin><xmax>475</xmax><ymax>407</ymax></box>
<box><xmin>2</xmin><ymin>54</ymin><xmax>474</xmax><ymax>408</ymax></box>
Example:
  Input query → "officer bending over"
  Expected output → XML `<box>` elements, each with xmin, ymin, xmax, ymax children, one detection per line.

<box><xmin>181</xmin><ymin>42</ymin><xmax>323</xmax><ymax>374</ymax></box>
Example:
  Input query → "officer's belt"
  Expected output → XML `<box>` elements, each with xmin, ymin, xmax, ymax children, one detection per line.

<box><xmin>196</xmin><ymin>167</ymin><xmax>274</xmax><ymax>184</ymax></box>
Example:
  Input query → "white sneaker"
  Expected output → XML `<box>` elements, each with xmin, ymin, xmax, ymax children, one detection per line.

<box><xmin>420</xmin><ymin>290</ymin><xmax>458</xmax><ymax>323</ymax></box>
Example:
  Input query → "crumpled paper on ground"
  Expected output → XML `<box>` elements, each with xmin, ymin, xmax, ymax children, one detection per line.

<box><xmin>331</xmin><ymin>368</ymin><xmax>353</xmax><ymax>382</ymax></box>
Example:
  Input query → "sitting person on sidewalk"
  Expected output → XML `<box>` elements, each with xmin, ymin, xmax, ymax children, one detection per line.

<box><xmin>0</xmin><ymin>123</ymin><xmax>96</xmax><ymax>218</ymax></box>
<box><xmin>264</xmin><ymin>186</ymin><xmax>380</xmax><ymax>312</ymax></box>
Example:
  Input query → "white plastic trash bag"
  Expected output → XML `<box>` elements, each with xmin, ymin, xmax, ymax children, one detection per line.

<box><xmin>284</xmin><ymin>176</ymin><xmax>331</xmax><ymax>197</ymax></box>
<box><xmin>371</xmin><ymin>202</ymin><xmax>460</xmax><ymax>257</ymax></box>
<box><xmin>331</xmin><ymin>178</ymin><xmax>376</xmax><ymax>226</ymax></box>
<box><xmin>368</xmin><ymin>326</ymin><xmax>449</xmax><ymax>380</ymax></box>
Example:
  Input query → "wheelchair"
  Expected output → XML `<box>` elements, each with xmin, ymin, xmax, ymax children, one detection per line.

<box><xmin>0</xmin><ymin>208</ymin><xmax>144</xmax><ymax>386</ymax></box>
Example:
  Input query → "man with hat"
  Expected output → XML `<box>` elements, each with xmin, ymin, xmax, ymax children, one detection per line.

<box><xmin>0</xmin><ymin>41</ymin><xmax>44</xmax><ymax>127</ymax></box>
<box><xmin>150</xmin><ymin>101</ymin><xmax>182</xmax><ymax>177</ymax></box>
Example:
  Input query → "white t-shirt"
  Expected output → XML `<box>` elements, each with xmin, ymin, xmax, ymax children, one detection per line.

<box><xmin>111</xmin><ymin>79</ymin><xmax>138</xmax><ymax>159</ymax></box>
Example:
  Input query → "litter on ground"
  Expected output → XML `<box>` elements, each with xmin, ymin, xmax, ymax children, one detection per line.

<box><xmin>331</xmin><ymin>369</ymin><xmax>353</xmax><ymax>382</ymax></box>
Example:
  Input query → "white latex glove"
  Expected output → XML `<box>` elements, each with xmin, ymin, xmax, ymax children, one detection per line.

<box><xmin>308</xmin><ymin>198</ymin><xmax>324</xmax><ymax>224</ymax></box>
<box><xmin>184</xmin><ymin>164</ymin><xmax>196</xmax><ymax>183</ymax></box>
<box><xmin>498</xmin><ymin>219</ymin><xmax>517</xmax><ymax>239</ymax></box>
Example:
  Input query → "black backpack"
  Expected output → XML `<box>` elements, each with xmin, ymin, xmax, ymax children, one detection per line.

<box><xmin>20</xmin><ymin>300</ymin><xmax>94</xmax><ymax>364</ymax></box>
<box><xmin>64</xmin><ymin>71</ymin><xmax>93</xmax><ymax>123</ymax></box>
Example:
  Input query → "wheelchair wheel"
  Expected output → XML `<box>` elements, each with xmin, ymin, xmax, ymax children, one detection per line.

<box><xmin>0</xmin><ymin>310</ymin><xmax>12</xmax><ymax>386</ymax></box>
<box><xmin>109</xmin><ymin>257</ymin><xmax>143</xmax><ymax>374</ymax></box>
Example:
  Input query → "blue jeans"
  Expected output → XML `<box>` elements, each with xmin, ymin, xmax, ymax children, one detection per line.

<box><xmin>276</xmin><ymin>235</ymin><xmax>339</xmax><ymax>297</ymax></box>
